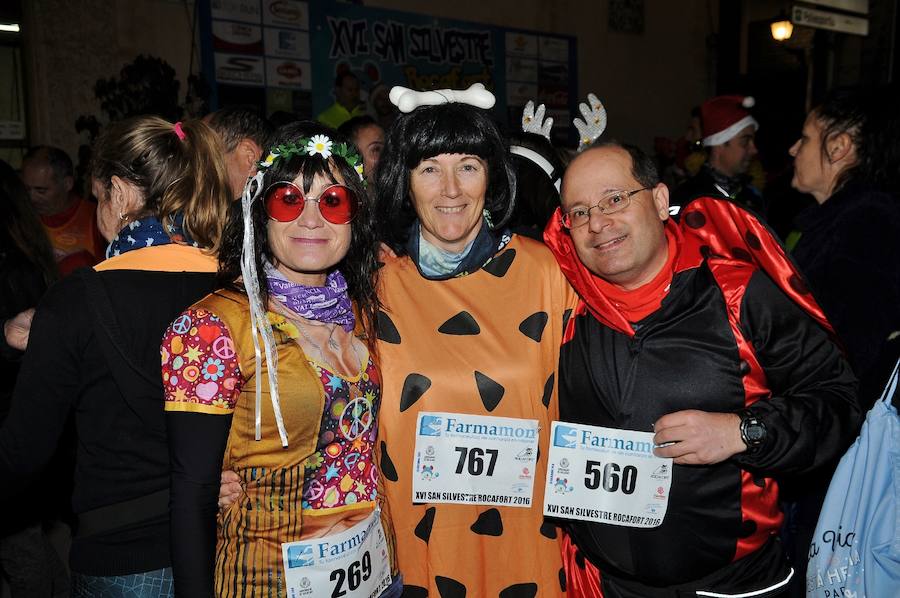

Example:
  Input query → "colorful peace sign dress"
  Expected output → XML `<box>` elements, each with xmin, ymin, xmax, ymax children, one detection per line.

<box><xmin>162</xmin><ymin>289</ymin><xmax>390</xmax><ymax>596</ymax></box>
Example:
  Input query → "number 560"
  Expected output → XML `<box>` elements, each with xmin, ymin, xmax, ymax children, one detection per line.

<box><xmin>584</xmin><ymin>460</ymin><xmax>637</xmax><ymax>494</ymax></box>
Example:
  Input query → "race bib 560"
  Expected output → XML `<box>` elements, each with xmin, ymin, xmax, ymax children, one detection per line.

<box><xmin>543</xmin><ymin>422</ymin><xmax>673</xmax><ymax>528</ymax></box>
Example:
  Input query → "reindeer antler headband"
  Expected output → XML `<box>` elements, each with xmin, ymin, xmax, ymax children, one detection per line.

<box><xmin>510</xmin><ymin>100</ymin><xmax>562</xmax><ymax>192</ymax></box>
<box><xmin>573</xmin><ymin>93</ymin><xmax>608</xmax><ymax>151</ymax></box>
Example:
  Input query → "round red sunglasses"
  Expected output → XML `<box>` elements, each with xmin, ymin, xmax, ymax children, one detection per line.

<box><xmin>264</xmin><ymin>181</ymin><xmax>359</xmax><ymax>225</ymax></box>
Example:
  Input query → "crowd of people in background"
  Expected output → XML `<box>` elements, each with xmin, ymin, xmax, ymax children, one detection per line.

<box><xmin>0</xmin><ymin>76</ymin><xmax>898</xmax><ymax>598</ymax></box>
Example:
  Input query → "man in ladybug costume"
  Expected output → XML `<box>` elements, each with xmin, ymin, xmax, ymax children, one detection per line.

<box><xmin>544</xmin><ymin>140</ymin><xmax>860</xmax><ymax>598</ymax></box>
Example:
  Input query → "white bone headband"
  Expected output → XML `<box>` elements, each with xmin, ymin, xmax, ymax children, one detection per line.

<box><xmin>389</xmin><ymin>83</ymin><xmax>496</xmax><ymax>113</ymax></box>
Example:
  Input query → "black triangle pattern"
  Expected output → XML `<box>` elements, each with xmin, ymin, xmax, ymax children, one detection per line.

<box><xmin>518</xmin><ymin>312</ymin><xmax>548</xmax><ymax>342</ymax></box>
<box><xmin>401</xmin><ymin>586</ymin><xmax>428</xmax><ymax>598</ymax></box>
<box><xmin>376</xmin><ymin>310</ymin><xmax>401</xmax><ymax>344</ymax></box>
<box><xmin>415</xmin><ymin>507</ymin><xmax>437</xmax><ymax>543</ymax></box>
<box><xmin>499</xmin><ymin>583</ymin><xmax>538</xmax><ymax>598</ymax></box>
<box><xmin>379</xmin><ymin>440</ymin><xmax>398</xmax><ymax>482</ymax></box>
<box><xmin>438</xmin><ymin>311</ymin><xmax>481</xmax><ymax>335</ymax></box>
<box><xmin>483</xmin><ymin>249</ymin><xmax>516</xmax><ymax>277</ymax></box>
<box><xmin>474</xmin><ymin>371</ymin><xmax>505</xmax><ymax>412</ymax></box>
<box><xmin>541</xmin><ymin>373</ymin><xmax>554</xmax><ymax>408</ymax></box>
<box><xmin>435</xmin><ymin>576</ymin><xmax>466</xmax><ymax>598</ymax></box>
<box><xmin>400</xmin><ymin>373</ymin><xmax>432</xmax><ymax>412</ymax></box>
<box><xmin>470</xmin><ymin>508</ymin><xmax>503</xmax><ymax>536</ymax></box>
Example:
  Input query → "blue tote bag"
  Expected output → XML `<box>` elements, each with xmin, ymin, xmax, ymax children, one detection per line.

<box><xmin>806</xmin><ymin>358</ymin><xmax>900</xmax><ymax>597</ymax></box>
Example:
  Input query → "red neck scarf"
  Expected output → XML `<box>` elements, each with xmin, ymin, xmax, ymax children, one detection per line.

<box><xmin>593</xmin><ymin>228</ymin><xmax>678</xmax><ymax>323</ymax></box>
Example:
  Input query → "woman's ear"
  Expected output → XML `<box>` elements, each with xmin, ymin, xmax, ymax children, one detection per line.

<box><xmin>110</xmin><ymin>175</ymin><xmax>143</xmax><ymax>218</ymax></box>
<box><xmin>825</xmin><ymin>131</ymin><xmax>855</xmax><ymax>165</ymax></box>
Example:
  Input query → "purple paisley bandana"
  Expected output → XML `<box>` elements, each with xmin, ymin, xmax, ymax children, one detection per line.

<box><xmin>264</xmin><ymin>261</ymin><xmax>356</xmax><ymax>332</ymax></box>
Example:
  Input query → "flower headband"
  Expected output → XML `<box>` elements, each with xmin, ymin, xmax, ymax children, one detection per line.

<box><xmin>258</xmin><ymin>134</ymin><xmax>365</xmax><ymax>183</ymax></box>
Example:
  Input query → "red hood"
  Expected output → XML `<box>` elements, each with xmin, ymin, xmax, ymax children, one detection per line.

<box><xmin>544</xmin><ymin>196</ymin><xmax>834</xmax><ymax>339</ymax></box>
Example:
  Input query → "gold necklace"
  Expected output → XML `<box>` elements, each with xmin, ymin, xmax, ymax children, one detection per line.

<box><xmin>294</xmin><ymin>318</ymin><xmax>364</xmax><ymax>374</ymax></box>
<box><xmin>295</xmin><ymin>318</ymin><xmax>339</xmax><ymax>356</ymax></box>
<box><xmin>270</xmin><ymin>302</ymin><xmax>363</xmax><ymax>371</ymax></box>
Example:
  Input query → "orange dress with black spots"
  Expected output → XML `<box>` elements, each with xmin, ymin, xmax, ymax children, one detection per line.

<box><xmin>376</xmin><ymin>234</ymin><xmax>577</xmax><ymax>597</ymax></box>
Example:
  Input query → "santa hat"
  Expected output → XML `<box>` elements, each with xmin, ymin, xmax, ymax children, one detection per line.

<box><xmin>701</xmin><ymin>95</ymin><xmax>759</xmax><ymax>146</ymax></box>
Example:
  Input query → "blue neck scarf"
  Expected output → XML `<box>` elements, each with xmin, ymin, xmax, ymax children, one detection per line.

<box><xmin>105</xmin><ymin>214</ymin><xmax>197</xmax><ymax>258</ymax></box>
<box><xmin>406</xmin><ymin>218</ymin><xmax>512</xmax><ymax>280</ymax></box>
<box><xmin>418</xmin><ymin>230</ymin><xmax>478</xmax><ymax>278</ymax></box>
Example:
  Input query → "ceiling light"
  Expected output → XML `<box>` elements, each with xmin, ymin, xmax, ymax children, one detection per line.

<box><xmin>771</xmin><ymin>19</ymin><xmax>793</xmax><ymax>41</ymax></box>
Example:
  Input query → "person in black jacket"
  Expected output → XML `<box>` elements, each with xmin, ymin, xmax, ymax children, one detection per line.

<box><xmin>0</xmin><ymin>160</ymin><xmax>67</xmax><ymax>597</ymax></box>
<box><xmin>543</xmin><ymin>141</ymin><xmax>860</xmax><ymax>597</ymax></box>
<box><xmin>790</xmin><ymin>85</ymin><xmax>900</xmax><ymax>399</ymax></box>
<box><xmin>784</xmin><ymin>85</ymin><xmax>900</xmax><ymax>597</ymax></box>
<box><xmin>0</xmin><ymin>117</ymin><xmax>232</xmax><ymax>597</ymax></box>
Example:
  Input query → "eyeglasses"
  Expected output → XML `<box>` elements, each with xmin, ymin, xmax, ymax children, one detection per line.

<box><xmin>561</xmin><ymin>187</ymin><xmax>650</xmax><ymax>229</ymax></box>
<box><xmin>264</xmin><ymin>182</ymin><xmax>359</xmax><ymax>224</ymax></box>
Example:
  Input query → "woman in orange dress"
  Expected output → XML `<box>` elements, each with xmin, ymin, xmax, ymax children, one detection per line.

<box><xmin>372</xmin><ymin>95</ymin><xmax>575</xmax><ymax>596</ymax></box>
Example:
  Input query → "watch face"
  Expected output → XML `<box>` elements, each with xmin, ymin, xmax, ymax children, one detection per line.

<box><xmin>746</xmin><ymin>422</ymin><xmax>765</xmax><ymax>443</ymax></box>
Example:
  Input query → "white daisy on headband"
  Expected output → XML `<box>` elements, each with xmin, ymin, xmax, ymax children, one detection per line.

<box><xmin>256</xmin><ymin>137</ymin><xmax>365</xmax><ymax>184</ymax></box>
<box><xmin>260</xmin><ymin>152</ymin><xmax>278</xmax><ymax>168</ymax></box>
<box><xmin>307</xmin><ymin>135</ymin><xmax>333</xmax><ymax>159</ymax></box>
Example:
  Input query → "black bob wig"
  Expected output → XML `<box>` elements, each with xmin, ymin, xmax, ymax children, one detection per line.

<box><xmin>374</xmin><ymin>102</ymin><xmax>517</xmax><ymax>254</ymax></box>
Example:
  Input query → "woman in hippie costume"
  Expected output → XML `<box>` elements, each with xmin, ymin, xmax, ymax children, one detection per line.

<box><xmin>163</xmin><ymin>121</ymin><xmax>400</xmax><ymax>597</ymax></box>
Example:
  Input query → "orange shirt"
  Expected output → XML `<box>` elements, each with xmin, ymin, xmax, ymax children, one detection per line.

<box><xmin>376</xmin><ymin>235</ymin><xmax>578</xmax><ymax>596</ymax></box>
<box><xmin>41</xmin><ymin>196</ymin><xmax>105</xmax><ymax>275</ymax></box>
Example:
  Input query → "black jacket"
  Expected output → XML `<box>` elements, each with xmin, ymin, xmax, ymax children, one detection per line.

<box><xmin>558</xmin><ymin>259</ymin><xmax>859</xmax><ymax>593</ymax></box>
<box><xmin>0</xmin><ymin>259</ymin><xmax>216</xmax><ymax>575</ymax></box>
<box><xmin>670</xmin><ymin>167</ymin><xmax>764</xmax><ymax>220</ymax></box>
<box><xmin>792</xmin><ymin>183</ymin><xmax>900</xmax><ymax>399</ymax></box>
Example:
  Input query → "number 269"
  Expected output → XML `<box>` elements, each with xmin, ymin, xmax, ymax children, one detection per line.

<box><xmin>330</xmin><ymin>551</ymin><xmax>372</xmax><ymax>597</ymax></box>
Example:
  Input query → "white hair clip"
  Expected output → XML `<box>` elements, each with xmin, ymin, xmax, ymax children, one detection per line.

<box><xmin>521</xmin><ymin>100</ymin><xmax>553</xmax><ymax>140</ymax></box>
<box><xmin>573</xmin><ymin>93</ymin><xmax>608</xmax><ymax>151</ymax></box>
<box><xmin>389</xmin><ymin>83</ymin><xmax>496</xmax><ymax>113</ymax></box>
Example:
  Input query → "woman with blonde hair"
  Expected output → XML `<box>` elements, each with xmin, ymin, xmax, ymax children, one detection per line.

<box><xmin>0</xmin><ymin>115</ymin><xmax>231</xmax><ymax>597</ymax></box>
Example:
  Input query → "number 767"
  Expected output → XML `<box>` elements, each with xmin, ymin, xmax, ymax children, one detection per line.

<box><xmin>454</xmin><ymin>447</ymin><xmax>499</xmax><ymax>476</ymax></box>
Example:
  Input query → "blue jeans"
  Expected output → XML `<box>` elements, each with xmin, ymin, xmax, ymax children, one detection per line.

<box><xmin>70</xmin><ymin>567</ymin><xmax>173</xmax><ymax>598</ymax></box>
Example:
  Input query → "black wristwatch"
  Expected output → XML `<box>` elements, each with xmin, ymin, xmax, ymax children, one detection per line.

<box><xmin>739</xmin><ymin>410</ymin><xmax>766</xmax><ymax>452</ymax></box>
